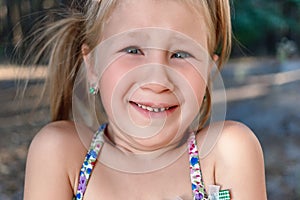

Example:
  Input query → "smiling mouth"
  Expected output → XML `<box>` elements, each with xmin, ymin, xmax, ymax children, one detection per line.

<box><xmin>130</xmin><ymin>101</ymin><xmax>177</xmax><ymax>113</ymax></box>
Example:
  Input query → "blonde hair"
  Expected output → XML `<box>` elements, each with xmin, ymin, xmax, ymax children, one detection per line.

<box><xmin>27</xmin><ymin>0</ymin><xmax>231</xmax><ymax>129</ymax></box>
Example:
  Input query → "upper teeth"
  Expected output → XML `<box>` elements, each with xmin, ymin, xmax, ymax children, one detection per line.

<box><xmin>137</xmin><ymin>103</ymin><xmax>170</xmax><ymax>112</ymax></box>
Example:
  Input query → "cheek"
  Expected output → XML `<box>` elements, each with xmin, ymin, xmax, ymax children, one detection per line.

<box><xmin>190</xmin><ymin>72</ymin><xmax>207</xmax><ymax>103</ymax></box>
<box><xmin>99</xmin><ymin>57</ymin><xmax>139</xmax><ymax>113</ymax></box>
<box><xmin>176</xmin><ymin>66</ymin><xmax>207</xmax><ymax>105</ymax></box>
<box><xmin>99</xmin><ymin>62</ymin><xmax>124</xmax><ymax>113</ymax></box>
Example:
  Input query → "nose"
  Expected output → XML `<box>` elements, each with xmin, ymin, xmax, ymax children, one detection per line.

<box><xmin>141</xmin><ymin>82</ymin><xmax>171</xmax><ymax>94</ymax></box>
<box><xmin>140</xmin><ymin>66</ymin><xmax>175</xmax><ymax>93</ymax></box>
<box><xmin>139</xmin><ymin>50</ymin><xmax>175</xmax><ymax>93</ymax></box>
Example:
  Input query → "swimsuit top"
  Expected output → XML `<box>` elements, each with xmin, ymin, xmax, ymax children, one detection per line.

<box><xmin>73</xmin><ymin>124</ymin><xmax>231</xmax><ymax>200</ymax></box>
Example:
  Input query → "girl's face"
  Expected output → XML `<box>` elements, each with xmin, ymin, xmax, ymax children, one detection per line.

<box><xmin>87</xmin><ymin>0</ymin><xmax>212</xmax><ymax>152</ymax></box>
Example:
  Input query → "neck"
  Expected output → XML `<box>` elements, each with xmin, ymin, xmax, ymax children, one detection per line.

<box><xmin>98</xmin><ymin>122</ymin><xmax>189</xmax><ymax>173</ymax></box>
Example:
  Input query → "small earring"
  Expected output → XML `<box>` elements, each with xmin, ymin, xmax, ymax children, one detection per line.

<box><xmin>89</xmin><ymin>86</ymin><xmax>98</xmax><ymax>95</ymax></box>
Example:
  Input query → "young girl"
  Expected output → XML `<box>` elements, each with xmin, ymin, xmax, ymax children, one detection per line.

<box><xmin>24</xmin><ymin>0</ymin><xmax>267</xmax><ymax>199</ymax></box>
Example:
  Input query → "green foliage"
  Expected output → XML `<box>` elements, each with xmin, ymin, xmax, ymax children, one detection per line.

<box><xmin>232</xmin><ymin>0</ymin><xmax>300</xmax><ymax>55</ymax></box>
<box><xmin>0</xmin><ymin>0</ymin><xmax>299</xmax><ymax>58</ymax></box>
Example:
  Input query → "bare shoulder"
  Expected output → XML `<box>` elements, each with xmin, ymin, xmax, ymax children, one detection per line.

<box><xmin>196</xmin><ymin>120</ymin><xmax>261</xmax><ymax>157</ymax></box>
<box><xmin>28</xmin><ymin>121</ymin><xmax>87</xmax><ymax>163</ymax></box>
<box><xmin>31</xmin><ymin>120</ymin><xmax>76</xmax><ymax>144</ymax></box>
<box><xmin>24</xmin><ymin>121</ymin><xmax>88</xmax><ymax>200</ymax></box>
<box><xmin>30</xmin><ymin>121</ymin><xmax>84</xmax><ymax>151</ymax></box>
<box><xmin>215</xmin><ymin>120</ymin><xmax>262</xmax><ymax>156</ymax></box>
<box><xmin>208</xmin><ymin>120</ymin><xmax>267</xmax><ymax>199</ymax></box>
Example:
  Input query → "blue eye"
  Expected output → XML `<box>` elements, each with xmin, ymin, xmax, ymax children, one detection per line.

<box><xmin>122</xmin><ymin>46</ymin><xmax>144</xmax><ymax>55</ymax></box>
<box><xmin>171</xmin><ymin>51</ymin><xmax>192</xmax><ymax>59</ymax></box>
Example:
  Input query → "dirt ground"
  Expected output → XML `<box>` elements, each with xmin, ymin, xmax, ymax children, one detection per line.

<box><xmin>0</xmin><ymin>57</ymin><xmax>300</xmax><ymax>199</ymax></box>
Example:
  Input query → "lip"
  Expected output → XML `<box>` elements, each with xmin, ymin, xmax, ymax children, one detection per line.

<box><xmin>129</xmin><ymin>101</ymin><xmax>178</xmax><ymax>118</ymax></box>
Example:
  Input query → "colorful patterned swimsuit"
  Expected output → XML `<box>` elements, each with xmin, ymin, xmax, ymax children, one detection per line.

<box><xmin>74</xmin><ymin>124</ymin><xmax>231</xmax><ymax>200</ymax></box>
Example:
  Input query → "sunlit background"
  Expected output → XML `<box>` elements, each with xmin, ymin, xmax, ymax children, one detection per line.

<box><xmin>0</xmin><ymin>0</ymin><xmax>300</xmax><ymax>199</ymax></box>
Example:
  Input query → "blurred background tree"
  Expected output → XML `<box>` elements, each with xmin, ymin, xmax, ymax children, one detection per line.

<box><xmin>231</xmin><ymin>0</ymin><xmax>300</xmax><ymax>56</ymax></box>
<box><xmin>0</xmin><ymin>0</ymin><xmax>299</xmax><ymax>62</ymax></box>
<box><xmin>0</xmin><ymin>0</ymin><xmax>72</xmax><ymax>62</ymax></box>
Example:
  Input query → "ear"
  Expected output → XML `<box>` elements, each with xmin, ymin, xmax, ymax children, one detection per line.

<box><xmin>212</xmin><ymin>54</ymin><xmax>219</xmax><ymax>62</ymax></box>
<box><xmin>208</xmin><ymin>54</ymin><xmax>219</xmax><ymax>72</ymax></box>
<box><xmin>82</xmin><ymin>44</ymin><xmax>98</xmax><ymax>87</ymax></box>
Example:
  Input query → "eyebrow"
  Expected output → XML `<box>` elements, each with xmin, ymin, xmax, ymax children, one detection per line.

<box><xmin>125</xmin><ymin>31</ymin><xmax>151</xmax><ymax>40</ymax></box>
<box><xmin>124</xmin><ymin>30</ymin><xmax>195</xmax><ymax>46</ymax></box>
<box><xmin>119</xmin><ymin>29</ymin><xmax>205</xmax><ymax>53</ymax></box>
<box><xmin>169</xmin><ymin>35</ymin><xmax>193</xmax><ymax>45</ymax></box>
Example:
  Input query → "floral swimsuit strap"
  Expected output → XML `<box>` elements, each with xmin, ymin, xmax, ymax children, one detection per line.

<box><xmin>74</xmin><ymin>124</ymin><xmax>107</xmax><ymax>200</ymax></box>
<box><xmin>74</xmin><ymin>124</ymin><xmax>230</xmax><ymax>200</ymax></box>
<box><xmin>188</xmin><ymin>133</ymin><xmax>231</xmax><ymax>200</ymax></box>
